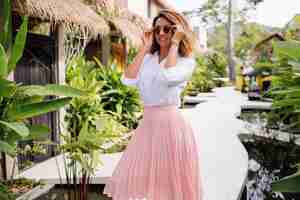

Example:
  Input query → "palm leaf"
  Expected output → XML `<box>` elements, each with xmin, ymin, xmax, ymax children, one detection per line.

<box><xmin>0</xmin><ymin>120</ymin><xmax>29</xmax><ymax>137</ymax></box>
<box><xmin>0</xmin><ymin>140</ymin><xmax>15</xmax><ymax>155</ymax></box>
<box><xmin>0</xmin><ymin>0</ymin><xmax>12</xmax><ymax>50</ymax></box>
<box><xmin>15</xmin><ymin>95</ymin><xmax>44</xmax><ymax>105</ymax></box>
<box><xmin>7</xmin><ymin>97</ymin><xmax>72</xmax><ymax>120</ymax></box>
<box><xmin>7</xmin><ymin>16</ymin><xmax>28</xmax><ymax>73</ymax></box>
<box><xmin>26</xmin><ymin>124</ymin><xmax>50</xmax><ymax>140</ymax></box>
<box><xmin>0</xmin><ymin>78</ymin><xmax>16</xmax><ymax>97</ymax></box>
<box><xmin>0</xmin><ymin>44</ymin><xmax>8</xmax><ymax>77</ymax></box>
<box><xmin>18</xmin><ymin>84</ymin><xmax>85</xmax><ymax>97</ymax></box>
<box><xmin>272</xmin><ymin>163</ymin><xmax>300</xmax><ymax>192</ymax></box>
<box><xmin>273</xmin><ymin>40</ymin><xmax>300</xmax><ymax>61</ymax></box>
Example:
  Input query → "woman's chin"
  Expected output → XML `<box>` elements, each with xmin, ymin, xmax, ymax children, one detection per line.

<box><xmin>158</xmin><ymin>42</ymin><xmax>171</xmax><ymax>48</ymax></box>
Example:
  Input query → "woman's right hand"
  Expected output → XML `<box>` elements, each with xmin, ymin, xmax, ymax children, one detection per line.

<box><xmin>142</xmin><ymin>30</ymin><xmax>153</xmax><ymax>53</ymax></box>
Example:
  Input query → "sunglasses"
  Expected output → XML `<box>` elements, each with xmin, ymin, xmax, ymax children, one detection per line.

<box><xmin>153</xmin><ymin>25</ymin><xmax>175</xmax><ymax>35</ymax></box>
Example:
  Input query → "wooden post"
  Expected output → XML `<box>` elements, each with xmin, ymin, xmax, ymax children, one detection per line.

<box><xmin>52</xmin><ymin>23</ymin><xmax>66</xmax><ymax>150</ymax></box>
<box><xmin>55</xmin><ymin>24</ymin><xmax>66</xmax><ymax>85</ymax></box>
<box><xmin>101</xmin><ymin>34</ymin><xmax>111</xmax><ymax>66</ymax></box>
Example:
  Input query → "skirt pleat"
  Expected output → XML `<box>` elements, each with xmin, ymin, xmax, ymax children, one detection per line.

<box><xmin>103</xmin><ymin>105</ymin><xmax>203</xmax><ymax>200</ymax></box>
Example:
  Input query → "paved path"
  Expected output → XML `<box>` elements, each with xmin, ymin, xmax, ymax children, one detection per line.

<box><xmin>18</xmin><ymin>87</ymin><xmax>250</xmax><ymax>200</ymax></box>
<box><xmin>185</xmin><ymin>87</ymin><xmax>249</xmax><ymax>200</ymax></box>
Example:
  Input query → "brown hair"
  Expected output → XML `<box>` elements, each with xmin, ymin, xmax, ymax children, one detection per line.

<box><xmin>150</xmin><ymin>9</ymin><xmax>196</xmax><ymax>57</ymax></box>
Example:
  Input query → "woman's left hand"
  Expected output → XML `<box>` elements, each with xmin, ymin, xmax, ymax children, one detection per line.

<box><xmin>171</xmin><ymin>25</ymin><xmax>185</xmax><ymax>44</ymax></box>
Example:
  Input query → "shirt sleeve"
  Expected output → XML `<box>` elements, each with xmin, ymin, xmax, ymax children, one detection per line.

<box><xmin>120</xmin><ymin>54</ymin><xmax>150</xmax><ymax>87</ymax></box>
<box><xmin>121</xmin><ymin>74</ymin><xmax>139</xmax><ymax>87</ymax></box>
<box><xmin>158</xmin><ymin>57</ymin><xmax>196</xmax><ymax>87</ymax></box>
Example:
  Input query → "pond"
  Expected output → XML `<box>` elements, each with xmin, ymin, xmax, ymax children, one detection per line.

<box><xmin>35</xmin><ymin>184</ymin><xmax>111</xmax><ymax>200</ymax></box>
<box><xmin>238</xmin><ymin>111</ymin><xmax>300</xmax><ymax>200</ymax></box>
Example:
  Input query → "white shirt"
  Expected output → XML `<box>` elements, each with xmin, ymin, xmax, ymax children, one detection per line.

<box><xmin>121</xmin><ymin>52</ymin><xmax>196</xmax><ymax>107</ymax></box>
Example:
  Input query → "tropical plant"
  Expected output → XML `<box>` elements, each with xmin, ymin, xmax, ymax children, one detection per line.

<box><xmin>0</xmin><ymin>0</ymin><xmax>84</xmax><ymax>180</ymax></box>
<box><xmin>206</xmin><ymin>51</ymin><xmax>227</xmax><ymax>77</ymax></box>
<box><xmin>182</xmin><ymin>55</ymin><xmax>217</xmax><ymax>97</ymax></box>
<box><xmin>93</xmin><ymin>58</ymin><xmax>142</xmax><ymax>129</ymax></box>
<box><xmin>0</xmin><ymin>182</ymin><xmax>15</xmax><ymax>200</ymax></box>
<box><xmin>268</xmin><ymin>40</ymin><xmax>300</xmax><ymax>192</ymax></box>
<box><xmin>62</xmin><ymin>55</ymin><xmax>127</xmax><ymax>200</ymax></box>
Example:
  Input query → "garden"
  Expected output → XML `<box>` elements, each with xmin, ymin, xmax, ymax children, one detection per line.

<box><xmin>1</xmin><ymin>0</ymin><xmax>300</xmax><ymax>200</ymax></box>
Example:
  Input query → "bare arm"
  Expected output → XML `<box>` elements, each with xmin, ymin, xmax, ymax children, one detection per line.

<box><xmin>164</xmin><ymin>44</ymin><xmax>179</xmax><ymax>68</ymax></box>
<box><xmin>124</xmin><ymin>47</ymin><xmax>148</xmax><ymax>79</ymax></box>
<box><xmin>164</xmin><ymin>25</ymin><xmax>185</xmax><ymax>68</ymax></box>
<box><xmin>124</xmin><ymin>31</ymin><xmax>153</xmax><ymax>79</ymax></box>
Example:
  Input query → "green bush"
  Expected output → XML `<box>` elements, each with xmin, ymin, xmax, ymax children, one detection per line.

<box><xmin>205</xmin><ymin>51</ymin><xmax>227</xmax><ymax>77</ymax></box>
<box><xmin>94</xmin><ymin>58</ymin><xmax>142</xmax><ymax>130</ymax></box>
<box><xmin>0</xmin><ymin>182</ymin><xmax>15</xmax><ymax>200</ymax></box>
<box><xmin>183</xmin><ymin>55</ymin><xmax>216</xmax><ymax>96</ymax></box>
<box><xmin>266</xmin><ymin>40</ymin><xmax>300</xmax><ymax>193</ymax></box>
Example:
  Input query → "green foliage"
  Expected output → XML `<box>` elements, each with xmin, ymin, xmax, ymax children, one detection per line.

<box><xmin>0</xmin><ymin>16</ymin><xmax>28</xmax><ymax>78</ymax></box>
<box><xmin>208</xmin><ymin>22</ymin><xmax>269</xmax><ymax>62</ymax></box>
<box><xmin>266</xmin><ymin>40</ymin><xmax>300</xmax><ymax>133</ymax></box>
<box><xmin>63</xmin><ymin>56</ymin><xmax>128</xmax><ymax>200</ymax></box>
<box><xmin>205</xmin><ymin>51</ymin><xmax>227</xmax><ymax>77</ymax></box>
<box><xmin>284</xmin><ymin>15</ymin><xmax>300</xmax><ymax>41</ymax></box>
<box><xmin>0</xmin><ymin>5</ymin><xmax>83</xmax><ymax>180</ymax></box>
<box><xmin>0</xmin><ymin>182</ymin><xmax>15</xmax><ymax>200</ymax></box>
<box><xmin>93</xmin><ymin>58</ymin><xmax>142</xmax><ymax>129</ymax></box>
<box><xmin>127</xmin><ymin>47</ymin><xmax>138</xmax><ymax>65</ymax></box>
<box><xmin>234</xmin><ymin>23</ymin><xmax>268</xmax><ymax>59</ymax></box>
<box><xmin>65</xmin><ymin>55</ymin><xmax>128</xmax><ymax>151</ymax></box>
<box><xmin>192</xmin><ymin>0</ymin><xmax>262</xmax><ymax>27</ymax></box>
<box><xmin>272</xmin><ymin>163</ymin><xmax>300</xmax><ymax>192</ymax></box>
<box><xmin>265</xmin><ymin>40</ymin><xmax>300</xmax><ymax>193</ymax></box>
<box><xmin>182</xmin><ymin>55</ymin><xmax>216</xmax><ymax>97</ymax></box>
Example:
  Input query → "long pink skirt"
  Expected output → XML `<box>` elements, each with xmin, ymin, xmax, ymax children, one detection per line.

<box><xmin>103</xmin><ymin>105</ymin><xmax>203</xmax><ymax>200</ymax></box>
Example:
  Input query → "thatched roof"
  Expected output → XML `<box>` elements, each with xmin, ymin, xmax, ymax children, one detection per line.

<box><xmin>111</xmin><ymin>9</ymin><xmax>151</xmax><ymax>46</ymax></box>
<box><xmin>94</xmin><ymin>0</ymin><xmax>151</xmax><ymax>46</ymax></box>
<box><xmin>13</xmin><ymin>0</ymin><xmax>110</xmax><ymax>38</ymax></box>
<box><xmin>254</xmin><ymin>33</ymin><xmax>285</xmax><ymax>51</ymax></box>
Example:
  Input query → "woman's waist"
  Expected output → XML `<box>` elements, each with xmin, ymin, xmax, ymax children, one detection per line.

<box><xmin>142</xmin><ymin>103</ymin><xmax>179</xmax><ymax>117</ymax></box>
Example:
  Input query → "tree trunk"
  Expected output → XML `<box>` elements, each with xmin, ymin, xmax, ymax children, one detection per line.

<box><xmin>227</xmin><ymin>0</ymin><xmax>236</xmax><ymax>82</ymax></box>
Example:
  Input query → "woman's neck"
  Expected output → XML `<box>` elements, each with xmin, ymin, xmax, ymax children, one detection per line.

<box><xmin>159</xmin><ymin>46</ymin><xmax>170</xmax><ymax>62</ymax></box>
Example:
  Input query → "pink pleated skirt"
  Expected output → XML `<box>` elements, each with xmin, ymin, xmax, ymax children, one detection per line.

<box><xmin>103</xmin><ymin>105</ymin><xmax>203</xmax><ymax>200</ymax></box>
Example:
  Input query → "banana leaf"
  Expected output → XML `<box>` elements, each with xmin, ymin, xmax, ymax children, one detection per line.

<box><xmin>0</xmin><ymin>44</ymin><xmax>8</xmax><ymax>77</ymax></box>
<box><xmin>0</xmin><ymin>78</ymin><xmax>16</xmax><ymax>97</ymax></box>
<box><xmin>7</xmin><ymin>97</ymin><xmax>72</xmax><ymax>121</ymax></box>
<box><xmin>0</xmin><ymin>0</ymin><xmax>12</xmax><ymax>50</ymax></box>
<box><xmin>0</xmin><ymin>140</ymin><xmax>15</xmax><ymax>155</ymax></box>
<box><xmin>272</xmin><ymin>99</ymin><xmax>300</xmax><ymax>108</ymax></box>
<box><xmin>270</xmin><ymin>88</ymin><xmax>300</xmax><ymax>97</ymax></box>
<box><xmin>18</xmin><ymin>84</ymin><xmax>85</xmax><ymax>97</ymax></box>
<box><xmin>26</xmin><ymin>124</ymin><xmax>50</xmax><ymax>140</ymax></box>
<box><xmin>7</xmin><ymin>16</ymin><xmax>28</xmax><ymax>74</ymax></box>
<box><xmin>14</xmin><ymin>95</ymin><xmax>44</xmax><ymax>105</ymax></box>
<box><xmin>273</xmin><ymin>40</ymin><xmax>300</xmax><ymax>61</ymax></box>
<box><xmin>272</xmin><ymin>163</ymin><xmax>300</xmax><ymax>192</ymax></box>
<box><xmin>0</xmin><ymin>120</ymin><xmax>29</xmax><ymax>137</ymax></box>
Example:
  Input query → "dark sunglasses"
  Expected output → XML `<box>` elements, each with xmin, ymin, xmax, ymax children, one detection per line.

<box><xmin>153</xmin><ymin>25</ymin><xmax>174</xmax><ymax>35</ymax></box>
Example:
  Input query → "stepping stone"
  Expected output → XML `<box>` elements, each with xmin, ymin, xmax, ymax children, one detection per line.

<box><xmin>184</xmin><ymin>96</ymin><xmax>207</xmax><ymax>104</ymax></box>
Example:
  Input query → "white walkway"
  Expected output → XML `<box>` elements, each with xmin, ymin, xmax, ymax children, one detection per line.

<box><xmin>18</xmin><ymin>87</ymin><xmax>250</xmax><ymax>200</ymax></box>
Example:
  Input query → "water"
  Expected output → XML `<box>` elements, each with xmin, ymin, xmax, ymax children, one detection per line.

<box><xmin>239</xmin><ymin>111</ymin><xmax>300</xmax><ymax>200</ymax></box>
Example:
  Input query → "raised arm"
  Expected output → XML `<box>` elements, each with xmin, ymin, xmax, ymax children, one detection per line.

<box><xmin>164</xmin><ymin>25</ymin><xmax>185</xmax><ymax>69</ymax></box>
<box><xmin>158</xmin><ymin>25</ymin><xmax>196</xmax><ymax>87</ymax></box>
<box><xmin>124</xmin><ymin>31</ymin><xmax>153</xmax><ymax>79</ymax></box>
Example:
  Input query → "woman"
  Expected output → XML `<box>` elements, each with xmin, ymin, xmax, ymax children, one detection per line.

<box><xmin>103</xmin><ymin>9</ymin><xmax>203</xmax><ymax>200</ymax></box>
